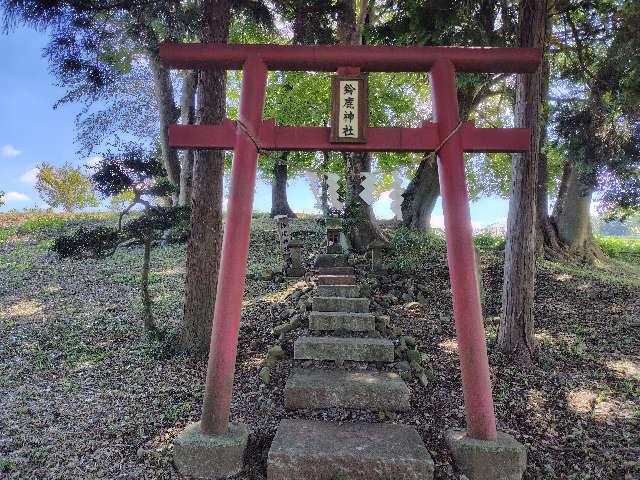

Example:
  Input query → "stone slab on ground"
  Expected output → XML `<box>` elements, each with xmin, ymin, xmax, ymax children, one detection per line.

<box><xmin>318</xmin><ymin>266</ymin><xmax>354</xmax><ymax>275</ymax></box>
<box><xmin>314</xmin><ymin>254</ymin><xmax>349</xmax><ymax>268</ymax></box>
<box><xmin>267</xmin><ymin>419</ymin><xmax>434</xmax><ymax>480</ymax></box>
<box><xmin>317</xmin><ymin>275</ymin><xmax>356</xmax><ymax>286</ymax></box>
<box><xmin>317</xmin><ymin>284</ymin><xmax>361</xmax><ymax>297</ymax></box>
<box><xmin>284</xmin><ymin>368</ymin><xmax>410</xmax><ymax>411</ymax></box>
<box><xmin>312</xmin><ymin>296</ymin><xmax>369</xmax><ymax>313</ymax></box>
<box><xmin>309</xmin><ymin>311</ymin><xmax>375</xmax><ymax>332</ymax></box>
<box><xmin>446</xmin><ymin>429</ymin><xmax>527</xmax><ymax>480</ymax></box>
<box><xmin>294</xmin><ymin>336</ymin><xmax>394</xmax><ymax>362</ymax></box>
<box><xmin>173</xmin><ymin>421</ymin><xmax>248</xmax><ymax>479</ymax></box>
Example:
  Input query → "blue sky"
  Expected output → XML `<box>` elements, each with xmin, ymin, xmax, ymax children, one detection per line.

<box><xmin>0</xmin><ymin>26</ymin><xmax>509</xmax><ymax>228</ymax></box>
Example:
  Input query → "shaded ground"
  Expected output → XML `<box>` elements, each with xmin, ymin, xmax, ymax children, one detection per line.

<box><xmin>0</xmin><ymin>213</ymin><xmax>638</xmax><ymax>479</ymax></box>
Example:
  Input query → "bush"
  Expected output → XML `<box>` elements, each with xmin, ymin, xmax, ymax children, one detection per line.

<box><xmin>384</xmin><ymin>226</ymin><xmax>446</xmax><ymax>273</ymax></box>
<box><xmin>595</xmin><ymin>235</ymin><xmax>640</xmax><ymax>263</ymax></box>
<box><xmin>52</xmin><ymin>226</ymin><xmax>121</xmax><ymax>258</ymax></box>
<box><xmin>474</xmin><ymin>233</ymin><xmax>506</xmax><ymax>250</ymax></box>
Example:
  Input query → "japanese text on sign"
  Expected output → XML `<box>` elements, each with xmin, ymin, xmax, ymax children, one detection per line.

<box><xmin>338</xmin><ymin>80</ymin><xmax>359</xmax><ymax>138</ymax></box>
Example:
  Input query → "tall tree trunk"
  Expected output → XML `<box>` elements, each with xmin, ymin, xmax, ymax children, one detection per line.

<box><xmin>535</xmin><ymin>53</ymin><xmax>562</xmax><ymax>254</ymax></box>
<box><xmin>345</xmin><ymin>152</ymin><xmax>383</xmax><ymax>251</ymax></box>
<box><xmin>553</xmin><ymin>161</ymin><xmax>602</xmax><ymax>260</ymax></box>
<box><xmin>141</xmin><ymin>235</ymin><xmax>157</xmax><ymax>335</ymax></box>
<box><xmin>337</xmin><ymin>0</ymin><xmax>385</xmax><ymax>251</ymax></box>
<box><xmin>498</xmin><ymin>0</ymin><xmax>550</xmax><ymax>365</ymax></box>
<box><xmin>270</xmin><ymin>153</ymin><xmax>297</xmax><ymax>218</ymax></box>
<box><xmin>149</xmin><ymin>51</ymin><xmax>181</xmax><ymax>204</ymax></box>
<box><xmin>321</xmin><ymin>152</ymin><xmax>330</xmax><ymax>216</ymax></box>
<box><xmin>179</xmin><ymin>70</ymin><xmax>197</xmax><ymax>206</ymax></box>
<box><xmin>401</xmin><ymin>158</ymin><xmax>440</xmax><ymax>229</ymax></box>
<box><xmin>180</xmin><ymin>0</ymin><xmax>231</xmax><ymax>356</ymax></box>
<box><xmin>400</xmin><ymin>90</ymin><xmax>475</xmax><ymax>231</ymax></box>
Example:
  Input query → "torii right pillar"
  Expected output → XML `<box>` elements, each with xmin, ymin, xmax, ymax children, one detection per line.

<box><xmin>432</xmin><ymin>58</ymin><xmax>527</xmax><ymax>480</ymax></box>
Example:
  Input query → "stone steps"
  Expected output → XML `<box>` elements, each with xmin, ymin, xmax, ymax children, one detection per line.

<box><xmin>316</xmin><ymin>284</ymin><xmax>360</xmax><ymax>298</ymax></box>
<box><xmin>317</xmin><ymin>275</ymin><xmax>356</xmax><ymax>286</ymax></box>
<box><xmin>309</xmin><ymin>311</ymin><xmax>375</xmax><ymax>332</ymax></box>
<box><xmin>314</xmin><ymin>254</ymin><xmax>349</xmax><ymax>268</ymax></box>
<box><xmin>267</xmin><ymin>419</ymin><xmax>434</xmax><ymax>480</ymax></box>
<box><xmin>312</xmin><ymin>296</ymin><xmax>369</xmax><ymax>313</ymax></box>
<box><xmin>284</xmin><ymin>369</ymin><xmax>410</xmax><ymax>411</ymax></box>
<box><xmin>318</xmin><ymin>266</ymin><xmax>354</xmax><ymax>276</ymax></box>
<box><xmin>294</xmin><ymin>336</ymin><xmax>394</xmax><ymax>362</ymax></box>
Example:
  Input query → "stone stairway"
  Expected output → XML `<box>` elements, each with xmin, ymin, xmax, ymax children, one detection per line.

<box><xmin>267</xmin><ymin>254</ymin><xmax>434</xmax><ymax>480</ymax></box>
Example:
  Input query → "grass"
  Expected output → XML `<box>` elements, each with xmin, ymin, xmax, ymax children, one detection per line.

<box><xmin>595</xmin><ymin>235</ymin><xmax>640</xmax><ymax>263</ymax></box>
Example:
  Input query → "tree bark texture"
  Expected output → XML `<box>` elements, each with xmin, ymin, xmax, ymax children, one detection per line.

<box><xmin>401</xmin><ymin>158</ymin><xmax>440</xmax><ymax>230</ymax></box>
<box><xmin>553</xmin><ymin>161</ymin><xmax>603</xmax><ymax>260</ymax></box>
<box><xmin>179</xmin><ymin>70</ymin><xmax>198</xmax><ymax>206</ymax></box>
<box><xmin>180</xmin><ymin>0</ymin><xmax>231</xmax><ymax>356</ymax></box>
<box><xmin>149</xmin><ymin>51</ymin><xmax>181</xmax><ymax>204</ymax></box>
<box><xmin>498</xmin><ymin>0</ymin><xmax>550</xmax><ymax>364</ymax></box>
<box><xmin>400</xmin><ymin>86</ymin><xmax>479</xmax><ymax>231</ymax></box>
<box><xmin>270</xmin><ymin>153</ymin><xmax>297</xmax><ymax>218</ymax></box>
<box><xmin>345</xmin><ymin>152</ymin><xmax>384</xmax><ymax>252</ymax></box>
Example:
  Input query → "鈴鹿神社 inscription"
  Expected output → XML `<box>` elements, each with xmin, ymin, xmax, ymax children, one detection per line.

<box><xmin>330</xmin><ymin>75</ymin><xmax>368</xmax><ymax>143</ymax></box>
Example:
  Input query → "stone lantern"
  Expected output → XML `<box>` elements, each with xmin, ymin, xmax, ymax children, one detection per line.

<box><xmin>287</xmin><ymin>238</ymin><xmax>305</xmax><ymax>277</ymax></box>
<box><xmin>326</xmin><ymin>217</ymin><xmax>343</xmax><ymax>254</ymax></box>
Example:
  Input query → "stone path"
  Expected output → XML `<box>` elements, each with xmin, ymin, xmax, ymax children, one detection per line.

<box><xmin>267</xmin><ymin>254</ymin><xmax>434</xmax><ymax>480</ymax></box>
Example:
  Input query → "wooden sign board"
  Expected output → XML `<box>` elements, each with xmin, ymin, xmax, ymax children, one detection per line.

<box><xmin>330</xmin><ymin>75</ymin><xmax>368</xmax><ymax>143</ymax></box>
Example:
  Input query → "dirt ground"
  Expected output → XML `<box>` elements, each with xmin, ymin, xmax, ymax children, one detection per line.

<box><xmin>1</xmin><ymin>214</ymin><xmax>638</xmax><ymax>479</ymax></box>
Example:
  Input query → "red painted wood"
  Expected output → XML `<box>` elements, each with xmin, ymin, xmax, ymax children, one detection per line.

<box><xmin>431</xmin><ymin>59</ymin><xmax>497</xmax><ymax>441</ymax></box>
<box><xmin>161</xmin><ymin>41</ymin><xmax>542</xmax><ymax>442</ymax></box>
<box><xmin>199</xmin><ymin>57</ymin><xmax>268</xmax><ymax>436</ymax></box>
<box><xmin>169</xmin><ymin>121</ymin><xmax>530</xmax><ymax>153</ymax></box>
<box><xmin>160</xmin><ymin>43</ymin><xmax>541</xmax><ymax>73</ymax></box>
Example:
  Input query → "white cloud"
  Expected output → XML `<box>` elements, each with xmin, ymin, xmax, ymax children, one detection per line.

<box><xmin>3</xmin><ymin>191</ymin><xmax>31</xmax><ymax>203</ymax></box>
<box><xmin>1</xmin><ymin>144</ymin><xmax>21</xmax><ymax>157</ymax></box>
<box><xmin>20</xmin><ymin>167</ymin><xmax>40</xmax><ymax>184</ymax></box>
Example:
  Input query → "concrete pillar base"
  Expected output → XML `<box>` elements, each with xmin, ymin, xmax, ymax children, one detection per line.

<box><xmin>445</xmin><ymin>429</ymin><xmax>526</xmax><ymax>480</ymax></box>
<box><xmin>174</xmin><ymin>421</ymin><xmax>249</xmax><ymax>479</ymax></box>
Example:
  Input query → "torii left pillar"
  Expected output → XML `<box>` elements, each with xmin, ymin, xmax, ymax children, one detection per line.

<box><xmin>173</xmin><ymin>57</ymin><xmax>268</xmax><ymax>479</ymax></box>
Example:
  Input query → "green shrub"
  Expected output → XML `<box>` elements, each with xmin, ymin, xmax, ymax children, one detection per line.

<box><xmin>17</xmin><ymin>217</ymin><xmax>68</xmax><ymax>237</ymax></box>
<box><xmin>596</xmin><ymin>235</ymin><xmax>640</xmax><ymax>263</ymax></box>
<box><xmin>384</xmin><ymin>226</ymin><xmax>446</xmax><ymax>273</ymax></box>
<box><xmin>474</xmin><ymin>233</ymin><xmax>506</xmax><ymax>250</ymax></box>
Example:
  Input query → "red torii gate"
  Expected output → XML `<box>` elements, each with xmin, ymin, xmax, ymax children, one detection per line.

<box><xmin>160</xmin><ymin>43</ymin><xmax>540</xmax><ymax>442</ymax></box>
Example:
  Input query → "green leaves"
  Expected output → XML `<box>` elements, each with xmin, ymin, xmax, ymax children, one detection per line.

<box><xmin>35</xmin><ymin>163</ymin><xmax>99</xmax><ymax>213</ymax></box>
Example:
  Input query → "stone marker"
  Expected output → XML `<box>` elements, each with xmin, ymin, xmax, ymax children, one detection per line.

<box><xmin>285</xmin><ymin>368</ymin><xmax>410</xmax><ymax>411</ymax></box>
<box><xmin>446</xmin><ymin>429</ymin><xmax>527</xmax><ymax>480</ymax></box>
<box><xmin>267</xmin><ymin>419</ymin><xmax>434</xmax><ymax>479</ymax></box>
<box><xmin>173</xmin><ymin>421</ymin><xmax>249</xmax><ymax>479</ymax></box>
<box><xmin>287</xmin><ymin>238</ymin><xmax>305</xmax><ymax>277</ymax></box>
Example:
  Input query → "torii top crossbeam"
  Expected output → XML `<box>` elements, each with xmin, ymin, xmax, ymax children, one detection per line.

<box><xmin>161</xmin><ymin>43</ymin><xmax>539</xmax><ymax>73</ymax></box>
<box><xmin>160</xmin><ymin>42</ymin><xmax>541</xmax><ymax>444</ymax></box>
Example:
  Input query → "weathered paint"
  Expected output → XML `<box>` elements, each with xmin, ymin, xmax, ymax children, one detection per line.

<box><xmin>431</xmin><ymin>59</ymin><xmax>497</xmax><ymax>440</ymax></box>
<box><xmin>160</xmin><ymin>43</ymin><xmax>540</xmax><ymax>73</ymax></box>
<box><xmin>199</xmin><ymin>57</ymin><xmax>268</xmax><ymax>436</ymax></box>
